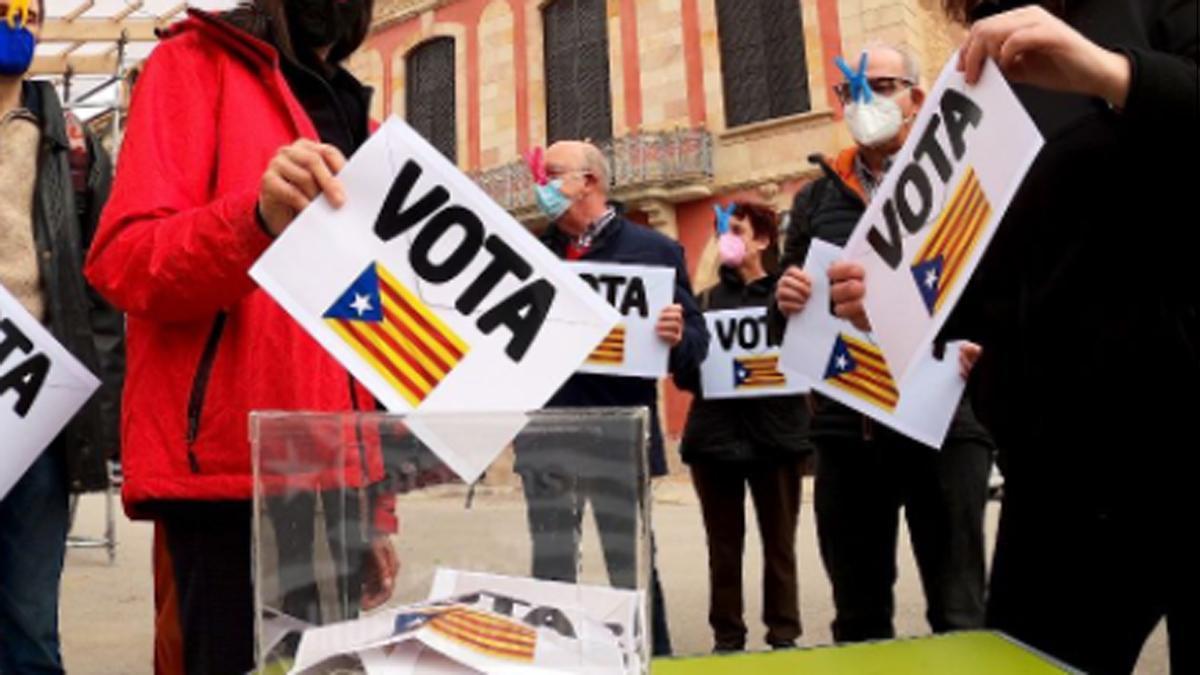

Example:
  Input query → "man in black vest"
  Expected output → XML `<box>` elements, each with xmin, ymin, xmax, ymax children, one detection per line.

<box><xmin>769</xmin><ymin>43</ymin><xmax>994</xmax><ymax>644</ymax></box>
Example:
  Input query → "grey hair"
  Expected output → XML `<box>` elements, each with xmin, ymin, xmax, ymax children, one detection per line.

<box><xmin>862</xmin><ymin>41</ymin><xmax>922</xmax><ymax>86</ymax></box>
<box><xmin>581</xmin><ymin>143</ymin><xmax>612</xmax><ymax>193</ymax></box>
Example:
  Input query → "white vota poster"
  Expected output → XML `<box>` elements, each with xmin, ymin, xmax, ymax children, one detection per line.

<box><xmin>0</xmin><ymin>284</ymin><xmax>100</xmax><ymax>499</ymax></box>
<box><xmin>250</xmin><ymin>118</ymin><xmax>619</xmax><ymax>483</ymax></box>
<box><xmin>780</xmin><ymin>241</ymin><xmax>967</xmax><ymax>449</ymax></box>
<box><xmin>568</xmin><ymin>262</ymin><xmax>674</xmax><ymax>379</ymax></box>
<box><xmin>428</xmin><ymin>568</ymin><xmax>644</xmax><ymax>675</ymax></box>
<box><xmin>700</xmin><ymin>307</ymin><xmax>808</xmax><ymax>399</ymax></box>
<box><xmin>291</xmin><ymin>586</ymin><xmax>634</xmax><ymax>675</ymax></box>
<box><xmin>843</xmin><ymin>57</ymin><xmax>1043</xmax><ymax>382</ymax></box>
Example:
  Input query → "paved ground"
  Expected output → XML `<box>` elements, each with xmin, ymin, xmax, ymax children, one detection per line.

<box><xmin>61</xmin><ymin>479</ymin><xmax>1168</xmax><ymax>673</ymax></box>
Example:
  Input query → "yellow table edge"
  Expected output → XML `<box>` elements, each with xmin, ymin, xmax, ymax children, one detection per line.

<box><xmin>650</xmin><ymin>631</ymin><xmax>1080</xmax><ymax>674</ymax></box>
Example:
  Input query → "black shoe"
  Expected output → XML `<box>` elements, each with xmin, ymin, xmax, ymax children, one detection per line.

<box><xmin>713</xmin><ymin>643</ymin><xmax>745</xmax><ymax>654</ymax></box>
<box><xmin>768</xmin><ymin>640</ymin><xmax>797</xmax><ymax>650</ymax></box>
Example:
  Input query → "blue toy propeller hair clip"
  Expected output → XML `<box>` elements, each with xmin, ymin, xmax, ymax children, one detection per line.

<box><xmin>834</xmin><ymin>52</ymin><xmax>872</xmax><ymax>104</ymax></box>
<box><xmin>713</xmin><ymin>203</ymin><xmax>735</xmax><ymax>235</ymax></box>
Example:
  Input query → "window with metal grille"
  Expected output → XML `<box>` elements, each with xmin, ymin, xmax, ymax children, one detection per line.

<box><xmin>543</xmin><ymin>0</ymin><xmax>613</xmax><ymax>143</ymax></box>
<box><xmin>406</xmin><ymin>37</ymin><xmax>457</xmax><ymax>162</ymax></box>
<box><xmin>716</xmin><ymin>0</ymin><xmax>811</xmax><ymax>128</ymax></box>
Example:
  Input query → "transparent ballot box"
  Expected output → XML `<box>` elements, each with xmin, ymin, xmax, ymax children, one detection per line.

<box><xmin>251</xmin><ymin>409</ymin><xmax>652</xmax><ymax>675</ymax></box>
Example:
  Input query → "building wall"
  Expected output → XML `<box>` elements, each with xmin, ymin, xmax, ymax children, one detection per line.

<box><xmin>349</xmin><ymin>0</ymin><xmax>964</xmax><ymax>447</ymax></box>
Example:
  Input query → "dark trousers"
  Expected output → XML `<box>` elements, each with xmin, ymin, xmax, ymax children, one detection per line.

<box><xmin>159</xmin><ymin>501</ymin><xmax>256</xmax><ymax>675</ymax></box>
<box><xmin>690</xmin><ymin>459</ymin><xmax>804</xmax><ymax>650</ymax></box>
<box><xmin>813</xmin><ymin>427</ymin><xmax>992</xmax><ymax>643</ymax></box>
<box><xmin>0</xmin><ymin>447</ymin><xmax>68</xmax><ymax>675</ymax></box>
<box><xmin>987</xmin><ymin>456</ymin><xmax>1197</xmax><ymax>675</ymax></box>
<box><xmin>515</xmin><ymin>424</ymin><xmax>672</xmax><ymax>656</ymax></box>
<box><xmin>263</xmin><ymin>489</ymin><xmax>366</xmax><ymax>626</ymax></box>
<box><xmin>158</xmin><ymin>490</ymin><xmax>373</xmax><ymax>675</ymax></box>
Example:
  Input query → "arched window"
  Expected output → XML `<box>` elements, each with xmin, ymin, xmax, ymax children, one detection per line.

<box><xmin>406</xmin><ymin>37</ymin><xmax>457</xmax><ymax>162</ymax></box>
<box><xmin>543</xmin><ymin>0</ymin><xmax>613</xmax><ymax>143</ymax></box>
<box><xmin>716</xmin><ymin>0</ymin><xmax>811</xmax><ymax>128</ymax></box>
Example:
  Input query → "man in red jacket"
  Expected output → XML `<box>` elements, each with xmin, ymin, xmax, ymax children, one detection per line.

<box><xmin>85</xmin><ymin>0</ymin><xmax>397</xmax><ymax>672</ymax></box>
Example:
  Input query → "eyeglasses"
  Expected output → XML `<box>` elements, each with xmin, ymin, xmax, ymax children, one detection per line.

<box><xmin>833</xmin><ymin>77</ymin><xmax>914</xmax><ymax>105</ymax></box>
<box><xmin>544</xmin><ymin>166</ymin><xmax>591</xmax><ymax>181</ymax></box>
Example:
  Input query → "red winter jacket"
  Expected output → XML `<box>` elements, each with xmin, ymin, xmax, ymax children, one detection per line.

<box><xmin>85</xmin><ymin>10</ymin><xmax>395</xmax><ymax>532</ymax></box>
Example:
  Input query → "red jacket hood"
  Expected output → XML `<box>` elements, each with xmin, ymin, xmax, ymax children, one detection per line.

<box><xmin>164</xmin><ymin>9</ymin><xmax>281</xmax><ymax>71</ymax></box>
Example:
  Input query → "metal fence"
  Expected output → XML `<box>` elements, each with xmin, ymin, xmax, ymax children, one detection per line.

<box><xmin>471</xmin><ymin>128</ymin><xmax>714</xmax><ymax>212</ymax></box>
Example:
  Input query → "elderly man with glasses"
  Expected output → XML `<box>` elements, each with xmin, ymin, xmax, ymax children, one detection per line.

<box><xmin>766</xmin><ymin>43</ymin><xmax>996</xmax><ymax>643</ymax></box>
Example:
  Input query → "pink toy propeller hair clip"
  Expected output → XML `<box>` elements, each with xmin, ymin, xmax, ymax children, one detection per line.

<box><xmin>524</xmin><ymin>146</ymin><xmax>549</xmax><ymax>186</ymax></box>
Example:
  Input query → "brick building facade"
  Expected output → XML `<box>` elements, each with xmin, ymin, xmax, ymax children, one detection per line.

<box><xmin>345</xmin><ymin>0</ymin><xmax>964</xmax><ymax>462</ymax></box>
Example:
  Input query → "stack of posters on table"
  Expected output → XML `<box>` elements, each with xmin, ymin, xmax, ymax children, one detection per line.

<box><xmin>262</xmin><ymin>570</ymin><xmax>645</xmax><ymax>675</ymax></box>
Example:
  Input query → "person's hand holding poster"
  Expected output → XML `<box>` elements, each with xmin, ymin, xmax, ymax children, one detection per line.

<box><xmin>842</xmin><ymin>57</ymin><xmax>1043</xmax><ymax>382</ymax></box>
<box><xmin>780</xmin><ymin>241</ymin><xmax>967</xmax><ymax>448</ymax></box>
<box><xmin>250</xmin><ymin>118</ymin><xmax>619</xmax><ymax>482</ymax></box>
<box><xmin>568</xmin><ymin>262</ymin><xmax>674</xmax><ymax>379</ymax></box>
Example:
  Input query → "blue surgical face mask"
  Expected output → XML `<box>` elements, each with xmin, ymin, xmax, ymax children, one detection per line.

<box><xmin>0</xmin><ymin>5</ymin><xmax>35</xmax><ymax>77</ymax></box>
<box><xmin>534</xmin><ymin>179</ymin><xmax>572</xmax><ymax>222</ymax></box>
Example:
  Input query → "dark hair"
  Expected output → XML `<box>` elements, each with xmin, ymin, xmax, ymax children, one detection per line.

<box><xmin>941</xmin><ymin>0</ymin><xmax>1064</xmax><ymax>24</ymax></box>
<box><xmin>221</xmin><ymin>0</ymin><xmax>373</xmax><ymax>65</ymax></box>
<box><xmin>732</xmin><ymin>200</ymin><xmax>782</xmax><ymax>274</ymax></box>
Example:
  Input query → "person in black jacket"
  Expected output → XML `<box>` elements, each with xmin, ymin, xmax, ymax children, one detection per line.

<box><xmin>0</xmin><ymin>1</ymin><xmax>122</xmax><ymax>670</ymax></box>
<box><xmin>674</xmin><ymin>200</ymin><xmax>813</xmax><ymax>652</ymax></box>
<box><xmin>516</xmin><ymin>139</ymin><xmax>709</xmax><ymax>656</ymax></box>
<box><xmin>833</xmin><ymin>3</ymin><xmax>1198</xmax><ymax>672</ymax></box>
<box><xmin>770</xmin><ymin>43</ymin><xmax>995</xmax><ymax>644</ymax></box>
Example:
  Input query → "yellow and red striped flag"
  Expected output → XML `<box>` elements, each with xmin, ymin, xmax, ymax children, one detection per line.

<box><xmin>427</xmin><ymin>606</ymin><xmax>536</xmax><ymax>662</ymax></box>
<box><xmin>910</xmin><ymin>167</ymin><xmax>992</xmax><ymax>315</ymax></box>
<box><xmin>733</xmin><ymin>354</ymin><xmax>788</xmax><ymax>389</ymax></box>
<box><xmin>324</xmin><ymin>262</ymin><xmax>469</xmax><ymax>407</ymax></box>
<box><xmin>586</xmin><ymin>324</ymin><xmax>626</xmax><ymax>366</ymax></box>
<box><xmin>823</xmin><ymin>333</ymin><xmax>899</xmax><ymax>411</ymax></box>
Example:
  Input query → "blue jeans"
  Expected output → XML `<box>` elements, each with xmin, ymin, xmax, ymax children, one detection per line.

<box><xmin>0</xmin><ymin>447</ymin><xmax>69</xmax><ymax>675</ymax></box>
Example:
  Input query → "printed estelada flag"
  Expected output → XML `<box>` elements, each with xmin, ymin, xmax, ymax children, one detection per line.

<box><xmin>385</xmin><ymin>605</ymin><xmax>537</xmax><ymax>663</ymax></box>
<box><xmin>779</xmin><ymin>240</ymin><xmax>968</xmax><ymax>448</ymax></box>
<box><xmin>323</xmin><ymin>262</ymin><xmax>468</xmax><ymax>408</ymax></box>
<box><xmin>823</xmin><ymin>333</ymin><xmax>900</xmax><ymax>411</ymax></box>
<box><xmin>909</xmin><ymin>167</ymin><xmax>992</xmax><ymax>315</ymax></box>
<box><xmin>424</xmin><ymin>606</ymin><xmax>536</xmax><ymax>662</ymax></box>
<box><xmin>734</xmin><ymin>354</ymin><xmax>788</xmax><ymax>390</ymax></box>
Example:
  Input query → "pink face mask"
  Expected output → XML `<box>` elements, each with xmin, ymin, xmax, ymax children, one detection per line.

<box><xmin>718</xmin><ymin>233</ymin><xmax>747</xmax><ymax>268</ymax></box>
<box><xmin>713</xmin><ymin>203</ymin><xmax>747</xmax><ymax>268</ymax></box>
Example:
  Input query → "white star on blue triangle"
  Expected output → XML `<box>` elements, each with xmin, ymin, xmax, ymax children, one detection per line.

<box><xmin>823</xmin><ymin>335</ymin><xmax>858</xmax><ymax>380</ymax></box>
<box><xmin>324</xmin><ymin>263</ymin><xmax>383</xmax><ymax>322</ymax></box>
<box><xmin>910</xmin><ymin>255</ymin><xmax>945</xmax><ymax>315</ymax></box>
<box><xmin>732</xmin><ymin>360</ymin><xmax>751</xmax><ymax>387</ymax></box>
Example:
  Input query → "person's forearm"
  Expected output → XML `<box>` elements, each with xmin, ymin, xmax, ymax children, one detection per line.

<box><xmin>1090</xmin><ymin>49</ymin><xmax>1132</xmax><ymax>108</ymax></box>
